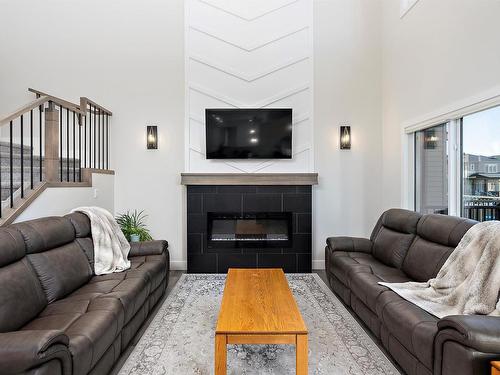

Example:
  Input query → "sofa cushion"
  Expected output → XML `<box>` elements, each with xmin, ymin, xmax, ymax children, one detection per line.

<box><xmin>417</xmin><ymin>214</ymin><xmax>475</xmax><ymax>247</ymax></box>
<box><xmin>93</xmin><ymin>254</ymin><xmax>168</xmax><ymax>289</ymax></box>
<box><xmin>0</xmin><ymin>258</ymin><xmax>48</xmax><ymax>332</ymax></box>
<box><xmin>65</xmin><ymin>308</ymin><xmax>122</xmax><ymax>375</ymax></box>
<box><xmin>75</xmin><ymin>237</ymin><xmax>95</xmax><ymax>271</ymax></box>
<box><xmin>13</xmin><ymin>217</ymin><xmax>75</xmax><ymax>254</ymax></box>
<box><xmin>371</xmin><ymin>209</ymin><xmax>421</xmax><ymax>269</ymax></box>
<box><xmin>73</xmin><ymin>276</ymin><xmax>150</xmax><ymax>324</ymax></box>
<box><xmin>377</xmin><ymin>292</ymin><xmax>438</xmax><ymax>370</ymax></box>
<box><xmin>331</xmin><ymin>251</ymin><xmax>410</xmax><ymax>312</ymax></box>
<box><xmin>402</xmin><ymin>237</ymin><xmax>454</xmax><ymax>282</ymax></box>
<box><xmin>91</xmin><ymin>278</ymin><xmax>149</xmax><ymax>323</ymax></box>
<box><xmin>402</xmin><ymin>214</ymin><xmax>476</xmax><ymax>282</ymax></box>
<box><xmin>379</xmin><ymin>208</ymin><xmax>422</xmax><ymax>235</ymax></box>
<box><xmin>353</xmin><ymin>255</ymin><xmax>412</xmax><ymax>282</ymax></box>
<box><xmin>27</xmin><ymin>242</ymin><xmax>93</xmax><ymax>303</ymax></box>
<box><xmin>350</xmin><ymin>270</ymin><xmax>410</xmax><ymax>313</ymax></box>
<box><xmin>128</xmin><ymin>254</ymin><xmax>168</xmax><ymax>290</ymax></box>
<box><xmin>65</xmin><ymin>212</ymin><xmax>91</xmax><ymax>238</ymax></box>
<box><xmin>23</xmin><ymin>297</ymin><xmax>124</xmax><ymax>375</ymax></box>
<box><xmin>329</xmin><ymin>252</ymin><xmax>371</xmax><ymax>286</ymax></box>
<box><xmin>0</xmin><ymin>227</ymin><xmax>26</xmax><ymax>267</ymax></box>
<box><xmin>329</xmin><ymin>249</ymin><xmax>410</xmax><ymax>305</ymax></box>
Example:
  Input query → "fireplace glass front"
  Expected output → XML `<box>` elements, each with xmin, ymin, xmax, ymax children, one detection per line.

<box><xmin>207</xmin><ymin>212</ymin><xmax>293</xmax><ymax>248</ymax></box>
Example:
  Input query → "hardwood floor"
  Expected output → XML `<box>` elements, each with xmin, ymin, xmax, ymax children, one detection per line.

<box><xmin>315</xmin><ymin>269</ymin><xmax>329</xmax><ymax>284</ymax></box>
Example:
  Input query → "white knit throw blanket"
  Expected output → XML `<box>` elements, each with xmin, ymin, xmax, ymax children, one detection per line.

<box><xmin>379</xmin><ymin>220</ymin><xmax>500</xmax><ymax>318</ymax></box>
<box><xmin>72</xmin><ymin>206</ymin><xmax>131</xmax><ymax>275</ymax></box>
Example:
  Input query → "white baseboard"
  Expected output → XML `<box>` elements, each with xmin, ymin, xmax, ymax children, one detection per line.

<box><xmin>312</xmin><ymin>259</ymin><xmax>325</xmax><ymax>270</ymax></box>
<box><xmin>170</xmin><ymin>260</ymin><xmax>187</xmax><ymax>270</ymax></box>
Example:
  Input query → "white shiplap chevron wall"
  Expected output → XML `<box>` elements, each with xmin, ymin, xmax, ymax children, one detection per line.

<box><xmin>185</xmin><ymin>0</ymin><xmax>313</xmax><ymax>173</ymax></box>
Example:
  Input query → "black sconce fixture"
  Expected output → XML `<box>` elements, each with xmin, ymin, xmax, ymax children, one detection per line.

<box><xmin>424</xmin><ymin>129</ymin><xmax>438</xmax><ymax>150</ymax></box>
<box><xmin>340</xmin><ymin>125</ymin><xmax>351</xmax><ymax>150</ymax></box>
<box><xmin>147</xmin><ymin>126</ymin><xmax>158</xmax><ymax>149</ymax></box>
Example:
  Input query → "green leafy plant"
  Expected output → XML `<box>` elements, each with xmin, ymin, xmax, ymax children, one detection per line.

<box><xmin>116</xmin><ymin>210</ymin><xmax>153</xmax><ymax>242</ymax></box>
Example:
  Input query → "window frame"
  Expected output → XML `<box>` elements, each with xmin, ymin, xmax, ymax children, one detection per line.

<box><xmin>413</xmin><ymin>122</ymin><xmax>450</xmax><ymax>215</ymax></box>
<box><xmin>404</xmin><ymin>91</ymin><xmax>500</xmax><ymax>218</ymax></box>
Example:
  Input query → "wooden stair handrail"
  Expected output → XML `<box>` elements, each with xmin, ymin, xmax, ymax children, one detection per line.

<box><xmin>80</xmin><ymin>97</ymin><xmax>112</xmax><ymax>116</ymax></box>
<box><xmin>0</xmin><ymin>96</ymin><xmax>49</xmax><ymax>127</ymax></box>
<box><xmin>0</xmin><ymin>95</ymin><xmax>83</xmax><ymax>127</ymax></box>
<box><xmin>1</xmin><ymin>91</ymin><xmax>83</xmax><ymax>127</ymax></box>
<box><xmin>0</xmin><ymin>88</ymin><xmax>113</xmax><ymax>128</ymax></box>
<box><xmin>28</xmin><ymin>88</ymin><xmax>83</xmax><ymax>114</ymax></box>
<box><xmin>30</xmin><ymin>88</ymin><xmax>112</xmax><ymax>116</ymax></box>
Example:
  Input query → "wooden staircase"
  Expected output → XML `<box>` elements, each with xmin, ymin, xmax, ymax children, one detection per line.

<box><xmin>0</xmin><ymin>88</ymin><xmax>113</xmax><ymax>226</ymax></box>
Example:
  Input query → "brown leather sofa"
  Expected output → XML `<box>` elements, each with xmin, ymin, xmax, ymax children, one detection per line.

<box><xmin>326</xmin><ymin>208</ymin><xmax>500</xmax><ymax>375</ymax></box>
<box><xmin>0</xmin><ymin>212</ymin><xmax>169</xmax><ymax>375</ymax></box>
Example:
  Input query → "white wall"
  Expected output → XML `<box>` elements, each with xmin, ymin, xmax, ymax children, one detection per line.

<box><xmin>0</xmin><ymin>0</ymin><xmax>185</xmax><ymax>269</ymax></box>
<box><xmin>313</xmin><ymin>0</ymin><xmax>383</xmax><ymax>267</ymax></box>
<box><xmin>15</xmin><ymin>173</ymin><xmax>114</xmax><ymax>222</ymax></box>
<box><xmin>381</xmin><ymin>0</ymin><xmax>500</xmax><ymax>209</ymax></box>
<box><xmin>0</xmin><ymin>0</ymin><xmax>387</xmax><ymax>270</ymax></box>
<box><xmin>184</xmin><ymin>0</ymin><xmax>383</xmax><ymax>268</ymax></box>
<box><xmin>185</xmin><ymin>0</ymin><xmax>314</xmax><ymax>173</ymax></box>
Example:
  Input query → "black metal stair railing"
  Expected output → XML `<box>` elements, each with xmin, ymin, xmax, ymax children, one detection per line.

<box><xmin>81</xmin><ymin>99</ymin><xmax>111</xmax><ymax>172</ymax></box>
<box><xmin>0</xmin><ymin>89</ymin><xmax>112</xmax><ymax>222</ymax></box>
<box><xmin>20</xmin><ymin>115</ymin><xmax>23</xmax><ymax>199</ymax></box>
<box><xmin>10</xmin><ymin>120</ymin><xmax>13</xmax><ymax>208</ymax></box>
<box><xmin>1</xmin><ymin>106</ymin><xmax>45</xmax><ymax>217</ymax></box>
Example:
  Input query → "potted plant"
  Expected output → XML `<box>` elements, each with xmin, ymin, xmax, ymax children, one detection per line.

<box><xmin>129</xmin><ymin>230</ymin><xmax>141</xmax><ymax>243</ymax></box>
<box><xmin>116</xmin><ymin>210</ymin><xmax>153</xmax><ymax>243</ymax></box>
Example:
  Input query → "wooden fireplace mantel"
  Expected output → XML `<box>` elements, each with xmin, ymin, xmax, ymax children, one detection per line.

<box><xmin>180</xmin><ymin>173</ymin><xmax>318</xmax><ymax>186</ymax></box>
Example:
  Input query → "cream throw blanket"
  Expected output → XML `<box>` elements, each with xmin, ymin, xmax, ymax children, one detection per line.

<box><xmin>72</xmin><ymin>206</ymin><xmax>131</xmax><ymax>275</ymax></box>
<box><xmin>379</xmin><ymin>220</ymin><xmax>500</xmax><ymax>318</ymax></box>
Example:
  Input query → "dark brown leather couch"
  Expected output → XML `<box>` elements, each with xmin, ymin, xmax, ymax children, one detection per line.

<box><xmin>326</xmin><ymin>208</ymin><xmax>500</xmax><ymax>375</ymax></box>
<box><xmin>0</xmin><ymin>212</ymin><xmax>169</xmax><ymax>375</ymax></box>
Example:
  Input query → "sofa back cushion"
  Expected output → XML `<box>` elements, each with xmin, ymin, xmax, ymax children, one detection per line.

<box><xmin>370</xmin><ymin>209</ymin><xmax>421</xmax><ymax>269</ymax></box>
<box><xmin>14</xmin><ymin>216</ymin><xmax>75</xmax><ymax>253</ymax></box>
<box><xmin>0</xmin><ymin>228</ymin><xmax>48</xmax><ymax>332</ymax></box>
<box><xmin>13</xmin><ymin>217</ymin><xmax>93</xmax><ymax>303</ymax></box>
<box><xmin>402</xmin><ymin>214</ymin><xmax>476</xmax><ymax>281</ymax></box>
<box><xmin>65</xmin><ymin>212</ymin><xmax>95</xmax><ymax>273</ymax></box>
<box><xmin>65</xmin><ymin>212</ymin><xmax>91</xmax><ymax>238</ymax></box>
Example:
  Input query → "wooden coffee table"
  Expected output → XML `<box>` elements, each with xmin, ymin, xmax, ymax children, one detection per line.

<box><xmin>492</xmin><ymin>361</ymin><xmax>500</xmax><ymax>375</ymax></box>
<box><xmin>215</xmin><ymin>268</ymin><xmax>308</xmax><ymax>374</ymax></box>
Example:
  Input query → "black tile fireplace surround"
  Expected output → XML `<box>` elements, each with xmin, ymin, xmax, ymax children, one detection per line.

<box><xmin>187</xmin><ymin>185</ymin><xmax>312</xmax><ymax>273</ymax></box>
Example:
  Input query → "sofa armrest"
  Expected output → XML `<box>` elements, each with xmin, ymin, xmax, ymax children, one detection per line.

<box><xmin>0</xmin><ymin>330</ymin><xmax>71</xmax><ymax>374</ymax></box>
<box><xmin>437</xmin><ymin>315</ymin><xmax>500</xmax><ymax>353</ymax></box>
<box><xmin>326</xmin><ymin>236</ymin><xmax>372</xmax><ymax>254</ymax></box>
<box><xmin>129</xmin><ymin>240</ymin><xmax>168</xmax><ymax>257</ymax></box>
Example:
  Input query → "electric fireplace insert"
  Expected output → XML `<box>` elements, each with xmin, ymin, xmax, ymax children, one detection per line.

<box><xmin>207</xmin><ymin>212</ymin><xmax>293</xmax><ymax>248</ymax></box>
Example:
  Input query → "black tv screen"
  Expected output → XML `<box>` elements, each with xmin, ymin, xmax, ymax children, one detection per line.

<box><xmin>206</xmin><ymin>108</ymin><xmax>292</xmax><ymax>159</ymax></box>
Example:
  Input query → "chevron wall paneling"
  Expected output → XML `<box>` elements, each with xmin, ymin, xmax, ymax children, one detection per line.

<box><xmin>185</xmin><ymin>0</ymin><xmax>314</xmax><ymax>173</ymax></box>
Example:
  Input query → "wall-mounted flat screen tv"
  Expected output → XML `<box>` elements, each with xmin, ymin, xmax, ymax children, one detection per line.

<box><xmin>205</xmin><ymin>108</ymin><xmax>292</xmax><ymax>159</ymax></box>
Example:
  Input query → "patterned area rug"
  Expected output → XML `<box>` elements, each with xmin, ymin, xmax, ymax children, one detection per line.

<box><xmin>118</xmin><ymin>274</ymin><xmax>400</xmax><ymax>375</ymax></box>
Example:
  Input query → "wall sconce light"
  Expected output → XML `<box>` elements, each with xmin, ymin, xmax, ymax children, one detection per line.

<box><xmin>340</xmin><ymin>125</ymin><xmax>351</xmax><ymax>150</ymax></box>
<box><xmin>147</xmin><ymin>126</ymin><xmax>158</xmax><ymax>149</ymax></box>
<box><xmin>424</xmin><ymin>129</ymin><xmax>438</xmax><ymax>150</ymax></box>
